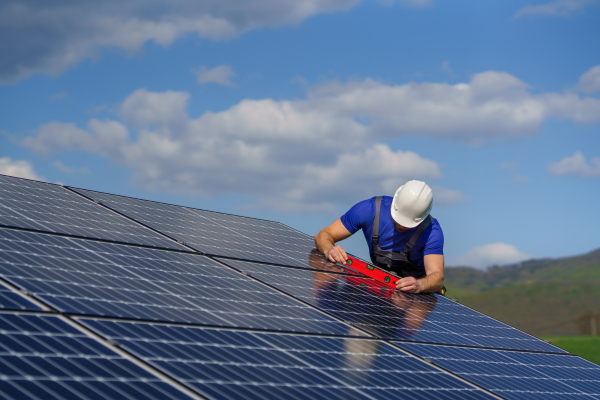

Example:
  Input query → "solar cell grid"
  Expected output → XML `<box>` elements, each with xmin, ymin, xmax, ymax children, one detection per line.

<box><xmin>217</xmin><ymin>258</ymin><xmax>566</xmax><ymax>353</ymax></box>
<box><xmin>0</xmin><ymin>313</ymin><xmax>195</xmax><ymax>400</ymax></box>
<box><xmin>81</xmin><ymin>318</ymin><xmax>497</xmax><ymax>400</ymax></box>
<box><xmin>71</xmin><ymin>188</ymin><xmax>317</xmax><ymax>267</ymax></box>
<box><xmin>0</xmin><ymin>175</ymin><xmax>182</xmax><ymax>250</ymax></box>
<box><xmin>1</xmin><ymin>176</ymin><xmax>596</xmax><ymax>400</ymax></box>
<box><xmin>0</xmin><ymin>281</ymin><xmax>43</xmax><ymax>311</ymax></box>
<box><xmin>396</xmin><ymin>343</ymin><xmax>600</xmax><ymax>400</ymax></box>
<box><xmin>0</xmin><ymin>228</ymin><xmax>353</xmax><ymax>335</ymax></box>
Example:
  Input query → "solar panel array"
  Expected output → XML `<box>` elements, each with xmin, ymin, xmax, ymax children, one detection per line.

<box><xmin>0</xmin><ymin>174</ymin><xmax>599</xmax><ymax>400</ymax></box>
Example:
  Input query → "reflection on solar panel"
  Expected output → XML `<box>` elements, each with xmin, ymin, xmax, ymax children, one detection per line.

<box><xmin>0</xmin><ymin>175</ymin><xmax>182</xmax><ymax>249</ymax></box>
<box><xmin>1</xmin><ymin>174</ymin><xmax>599</xmax><ymax>400</ymax></box>
<box><xmin>215</xmin><ymin>258</ymin><xmax>565</xmax><ymax>353</ymax></box>
<box><xmin>0</xmin><ymin>228</ymin><xmax>350</xmax><ymax>335</ymax></box>
<box><xmin>71</xmin><ymin>188</ymin><xmax>316</xmax><ymax>267</ymax></box>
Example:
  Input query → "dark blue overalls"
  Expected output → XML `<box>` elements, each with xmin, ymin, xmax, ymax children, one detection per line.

<box><xmin>370</xmin><ymin>196</ymin><xmax>433</xmax><ymax>279</ymax></box>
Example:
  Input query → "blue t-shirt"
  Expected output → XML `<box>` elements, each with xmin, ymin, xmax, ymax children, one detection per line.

<box><xmin>340</xmin><ymin>196</ymin><xmax>444</xmax><ymax>268</ymax></box>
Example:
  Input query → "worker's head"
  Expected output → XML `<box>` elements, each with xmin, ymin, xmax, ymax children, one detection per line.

<box><xmin>391</xmin><ymin>180</ymin><xmax>433</xmax><ymax>229</ymax></box>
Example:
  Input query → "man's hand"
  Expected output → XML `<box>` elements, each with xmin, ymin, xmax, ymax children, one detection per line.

<box><xmin>324</xmin><ymin>244</ymin><xmax>348</xmax><ymax>265</ymax></box>
<box><xmin>396</xmin><ymin>276</ymin><xmax>422</xmax><ymax>293</ymax></box>
<box><xmin>396</xmin><ymin>255</ymin><xmax>445</xmax><ymax>294</ymax></box>
<box><xmin>315</xmin><ymin>218</ymin><xmax>353</xmax><ymax>264</ymax></box>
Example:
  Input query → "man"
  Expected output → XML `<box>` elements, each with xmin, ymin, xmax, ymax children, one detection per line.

<box><xmin>315</xmin><ymin>180</ymin><xmax>444</xmax><ymax>294</ymax></box>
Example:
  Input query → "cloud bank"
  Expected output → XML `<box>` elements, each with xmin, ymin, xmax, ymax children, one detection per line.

<box><xmin>454</xmin><ymin>243</ymin><xmax>531</xmax><ymax>270</ymax></box>
<box><xmin>0</xmin><ymin>0</ymin><xmax>359</xmax><ymax>83</ymax></box>
<box><xmin>21</xmin><ymin>70</ymin><xmax>600</xmax><ymax>211</ymax></box>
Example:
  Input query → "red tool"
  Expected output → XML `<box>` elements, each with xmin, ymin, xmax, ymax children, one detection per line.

<box><xmin>344</xmin><ymin>255</ymin><xmax>399</xmax><ymax>290</ymax></box>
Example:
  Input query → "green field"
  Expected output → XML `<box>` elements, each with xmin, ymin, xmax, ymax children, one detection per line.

<box><xmin>444</xmin><ymin>248</ymin><xmax>600</xmax><ymax>337</ymax></box>
<box><xmin>540</xmin><ymin>336</ymin><xmax>600</xmax><ymax>365</ymax></box>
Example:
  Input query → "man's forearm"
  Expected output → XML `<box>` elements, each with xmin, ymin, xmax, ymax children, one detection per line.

<box><xmin>417</xmin><ymin>271</ymin><xmax>444</xmax><ymax>293</ymax></box>
<box><xmin>314</xmin><ymin>230</ymin><xmax>335</xmax><ymax>254</ymax></box>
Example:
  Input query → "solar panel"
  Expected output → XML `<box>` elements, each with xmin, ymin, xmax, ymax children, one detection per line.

<box><xmin>79</xmin><ymin>318</ymin><xmax>498</xmax><ymax>400</ymax></box>
<box><xmin>0</xmin><ymin>227</ymin><xmax>353</xmax><ymax>335</ymax></box>
<box><xmin>0</xmin><ymin>284</ymin><xmax>43</xmax><ymax>311</ymax></box>
<box><xmin>216</xmin><ymin>258</ymin><xmax>566</xmax><ymax>353</ymax></box>
<box><xmin>0</xmin><ymin>312</ymin><xmax>196</xmax><ymax>400</ymax></box>
<box><xmin>0</xmin><ymin>175</ymin><xmax>182</xmax><ymax>250</ymax></box>
<box><xmin>1</xmin><ymin>176</ymin><xmax>599</xmax><ymax>400</ymax></box>
<box><xmin>71</xmin><ymin>188</ymin><xmax>317</xmax><ymax>267</ymax></box>
<box><xmin>396</xmin><ymin>343</ymin><xmax>600</xmax><ymax>400</ymax></box>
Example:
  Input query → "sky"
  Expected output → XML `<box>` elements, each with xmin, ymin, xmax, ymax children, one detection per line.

<box><xmin>1</xmin><ymin>0</ymin><xmax>599</xmax><ymax>269</ymax></box>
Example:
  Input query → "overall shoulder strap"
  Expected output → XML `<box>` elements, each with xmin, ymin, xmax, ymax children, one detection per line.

<box><xmin>372</xmin><ymin>196</ymin><xmax>383</xmax><ymax>247</ymax></box>
<box><xmin>402</xmin><ymin>215</ymin><xmax>433</xmax><ymax>255</ymax></box>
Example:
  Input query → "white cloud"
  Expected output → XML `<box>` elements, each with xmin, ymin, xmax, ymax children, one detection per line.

<box><xmin>22</xmin><ymin>88</ymin><xmax>443</xmax><ymax>212</ymax></box>
<box><xmin>195</xmin><ymin>65</ymin><xmax>235</xmax><ymax>86</ymax></box>
<box><xmin>548</xmin><ymin>151</ymin><xmax>600</xmax><ymax>177</ymax></box>
<box><xmin>0</xmin><ymin>0</ymin><xmax>360</xmax><ymax>83</ymax></box>
<box><xmin>21</xmin><ymin>70</ymin><xmax>600</xmax><ymax>212</ymax></box>
<box><xmin>0</xmin><ymin>157</ymin><xmax>46</xmax><ymax>181</ymax></box>
<box><xmin>53</xmin><ymin>161</ymin><xmax>89</xmax><ymax>174</ymax></box>
<box><xmin>454</xmin><ymin>243</ymin><xmax>531</xmax><ymax>269</ymax></box>
<box><xmin>577</xmin><ymin>65</ymin><xmax>600</xmax><ymax>93</ymax></box>
<box><xmin>513</xmin><ymin>0</ymin><xmax>594</xmax><ymax>19</ymax></box>
<box><xmin>22</xmin><ymin>120</ymin><xmax>129</xmax><ymax>157</ymax></box>
<box><xmin>431</xmin><ymin>186</ymin><xmax>467</xmax><ymax>205</ymax></box>
<box><xmin>121</xmin><ymin>89</ymin><xmax>190</xmax><ymax>128</ymax></box>
<box><xmin>307</xmin><ymin>71</ymin><xmax>600</xmax><ymax>139</ymax></box>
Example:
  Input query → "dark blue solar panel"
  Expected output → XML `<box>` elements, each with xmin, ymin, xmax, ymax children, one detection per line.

<box><xmin>216</xmin><ymin>258</ymin><xmax>566</xmax><ymax>353</ymax></box>
<box><xmin>0</xmin><ymin>228</ymin><xmax>353</xmax><ymax>335</ymax></box>
<box><xmin>80</xmin><ymin>318</ymin><xmax>497</xmax><ymax>400</ymax></box>
<box><xmin>2</xmin><ymin>176</ymin><xmax>595</xmax><ymax>400</ymax></box>
<box><xmin>71</xmin><ymin>188</ymin><xmax>317</xmax><ymax>267</ymax></box>
<box><xmin>0</xmin><ymin>313</ymin><xmax>194</xmax><ymax>400</ymax></box>
<box><xmin>0</xmin><ymin>283</ymin><xmax>42</xmax><ymax>311</ymax></box>
<box><xmin>396</xmin><ymin>343</ymin><xmax>600</xmax><ymax>400</ymax></box>
<box><xmin>0</xmin><ymin>175</ymin><xmax>182</xmax><ymax>249</ymax></box>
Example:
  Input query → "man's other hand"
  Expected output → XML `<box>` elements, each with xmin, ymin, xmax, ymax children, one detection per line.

<box><xmin>324</xmin><ymin>245</ymin><xmax>348</xmax><ymax>265</ymax></box>
<box><xmin>396</xmin><ymin>276</ymin><xmax>421</xmax><ymax>293</ymax></box>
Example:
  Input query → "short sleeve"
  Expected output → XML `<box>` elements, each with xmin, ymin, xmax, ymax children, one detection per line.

<box><xmin>422</xmin><ymin>219</ymin><xmax>444</xmax><ymax>256</ymax></box>
<box><xmin>340</xmin><ymin>198</ymin><xmax>375</xmax><ymax>235</ymax></box>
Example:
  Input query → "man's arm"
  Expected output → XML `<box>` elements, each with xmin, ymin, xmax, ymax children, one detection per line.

<box><xmin>314</xmin><ymin>218</ymin><xmax>353</xmax><ymax>264</ymax></box>
<box><xmin>395</xmin><ymin>254</ymin><xmax>444</xmax><ymax>294</ymax></box>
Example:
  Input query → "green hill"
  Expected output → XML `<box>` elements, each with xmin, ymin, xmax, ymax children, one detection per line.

<box><xmin>445</xmin><ymin>248</ymin><xmax>600</xmax><ymax>336</ymax></box>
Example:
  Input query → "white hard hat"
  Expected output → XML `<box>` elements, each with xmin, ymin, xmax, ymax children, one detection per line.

<box><xmin>391</xmin><ymin>180</ymin><xmax>433</xmax><ymax>228</ymax></box>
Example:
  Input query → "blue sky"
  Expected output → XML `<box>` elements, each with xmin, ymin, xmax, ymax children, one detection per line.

<box><xmin>1</xmin><ymin>0</ymin><xmax>599</xmax><ymax>268</ymax></box>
